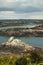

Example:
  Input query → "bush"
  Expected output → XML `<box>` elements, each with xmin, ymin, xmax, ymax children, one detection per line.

<box><xmin>15</xmin><ymin>57</ymin><xmax>27</xmax><ymax>65</ymax></box>
<box><xmin>0</xmin><ymin>55</ymin><xmax>42</xmax><ymax>65</ymax></box>
<box><xmin>0</xmin><ymin>56</ymin><xmax>17</xmax><ymax>65</ymax></box>
<box><xmin>30</xmin><ymin>51</ymin><xmax>40</xmax><ymax>63</ymax></box>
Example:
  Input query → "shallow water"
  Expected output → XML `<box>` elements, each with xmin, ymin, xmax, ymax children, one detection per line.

<box><xmin>0</xmin><ymin>24</ymin><xmax>38</xmax><ymax>30</ymax></box>
<box><xmin>0</xmin><ymin>36</ymin><xmax>43</xmax><ymax>48</ymax></box>
<box><xmin>18</xmin><ymin>37</ymin><xmax>43</xmax><ymax>48</ymax></box>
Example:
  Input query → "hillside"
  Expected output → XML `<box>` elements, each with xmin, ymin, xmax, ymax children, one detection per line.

<box><xmin>0</xmin><ymin>37</ymin><xmax>43</xmax><ymax>60</ymax></box>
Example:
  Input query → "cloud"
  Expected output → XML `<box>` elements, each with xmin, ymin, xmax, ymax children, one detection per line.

<box><xmin>0</xmin><ymin>0</ymin><xmax>43</xmax><ymax>19</ymax></box>
<box><xmin>0</xmin><ymin>0</ymin><xmax>43</xmax><ymax>8</ymax></box>
<box><xmin>0</xmin><ymin>0</ymin><xmax>43</xmax><ymax>9</ymax></box>
<box><xmin>6</xmin><ymin>0</ymin><xmax>17</xmax><ymax>2</ymax></box>
<box><xmin>0</xmin><ymin>1</ymin><xmax>43</xmax><ymax>13</ymax></box>
<box><xmin>0</xmin><ymin>11</ymin><xmax>43</xmax><ymax>19</ymax></box>
<box><xmin>0</xmin><ymin>11</ymin><xmax>17</xmax><ymax>19</ymax></box>
<box><xmin>0</xmin><ymin>6</ymin><xmax>42</xmax><ymax>13</ymax></box>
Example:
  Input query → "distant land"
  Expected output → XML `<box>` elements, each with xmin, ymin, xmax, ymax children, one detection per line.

<box><xmin>0</xmin><ymin>19</ymin><xmax>43</xmax><ymax>23</ymax></box>
<box><xmin>0</xmin><ymin>19</ymin><xmax>43</xmax><ymax>37</ymax></box>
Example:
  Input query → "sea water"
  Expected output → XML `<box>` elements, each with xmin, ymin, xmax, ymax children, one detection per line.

<box><xmin>0</xmin><ymin>36</ymin><xmax>43</xmax><ymax>48</ymax></box>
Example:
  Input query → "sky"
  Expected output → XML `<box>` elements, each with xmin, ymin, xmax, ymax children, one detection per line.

<box><xmin>0</xmin><ymin>0</ymin><xmax>43</xmax><ymax>19</ymax></box>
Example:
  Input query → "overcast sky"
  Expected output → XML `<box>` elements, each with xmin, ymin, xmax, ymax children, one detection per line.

<box><xmin>0</xmin><ymin>0</ymin><xmax>43</xmax><ymax>19</ymax></box>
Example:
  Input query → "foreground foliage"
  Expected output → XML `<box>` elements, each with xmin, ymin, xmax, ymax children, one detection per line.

<box><xmin>0</xmin><ymin>56</ymin><xmax>43</xmax><ymax>65</ymax></box>
<box><xmin>0</xmin><ymin>51</ymin><xmax>43</xmax><ymax>65</ymax></box>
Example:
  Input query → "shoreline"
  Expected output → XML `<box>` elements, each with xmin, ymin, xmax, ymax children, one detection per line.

<box><xmin>0</xmin><ymin>37</ymin><xmax>43</xmax><ymax>60</ymax></box>
<box><xmin>0</xmin><ymin>21</ymin><xmax>43</xmax><ymax>37</ymax></box>
<box><xmin>0</xmin><ymin>28</ymin><xmax>43</xmax><ymax>37</ymax></box>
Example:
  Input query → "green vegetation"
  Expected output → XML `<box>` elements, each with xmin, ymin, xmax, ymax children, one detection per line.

<box><xmin>30</xmin><ymin>51</ymin><xmax>41</xmax><ymax>63</ymax></box>
<box><xmin>0</xmin><ymin>56</ymin><xmax>42</xmax><ymax>65</ymax></box>
<box><xmin>15</xmin><ymin>56</ymin><xmax>27</xmax><ymax>65</ymax></box>
<box><xmin>0</xmin><ymin>51</ymin><xmax>43</xmax><ymax>65</ymax></box>
<box><xmin>0</xmin><ymin>56</ymin><xmax>16</xmax><ymax>65</ymax></box>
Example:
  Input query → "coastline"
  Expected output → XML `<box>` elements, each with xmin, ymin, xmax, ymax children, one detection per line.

<box><xmin>0</xmin><ymin>37</ymin><xmax>43</xmax><ymax>59</ymax></box>
<box><xmin>0</xmin><ymin>23</ymin><xmax>43</xmax><ymax>37</ymax></box>
<box><xmin>0</xmin><ymin>28</ymin><xmax>43</xmax><ymax>37</ymax></box>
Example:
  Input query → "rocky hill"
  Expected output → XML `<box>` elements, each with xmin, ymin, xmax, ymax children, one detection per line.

<box><xmin>0</xmin><ymin>37</ymin><xmax>43</xmax><ymax>59</ymax></box>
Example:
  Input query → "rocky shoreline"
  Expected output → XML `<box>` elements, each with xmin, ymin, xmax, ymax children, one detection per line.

<box><xmin>0</xmin><ymin>27</ymin><xmax>43</xmax><ymax>37</ymax></box>
<box><xmin>0</xmin><ymin>37</ymin><xmax>43</xmax><ymax>60</ymax></box>
<box><xmin>0</xmin><ymin>21</ymin><xmax>43</xmax><ymax>37</ymax></box>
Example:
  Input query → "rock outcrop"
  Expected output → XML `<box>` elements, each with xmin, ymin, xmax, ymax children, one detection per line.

<box><xmin>0</xmin><ymin>37</ymin><xmax>43</xmax><ymax>59</ymax></box>
<box><xmin>2</xmin><ymin>37</ymin><xmax>35</xmax><ymax>51</ymax></box>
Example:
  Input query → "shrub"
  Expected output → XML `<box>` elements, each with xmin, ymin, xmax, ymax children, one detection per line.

<box><xmin>15</xmin><ymin>57</ymin><xmax>27</xmax><ymax>65</ymax></box>
<box><xmin>30</xmin><ymin>51</ymin><xmax>40</xmax><ymax>63</ymax></box>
